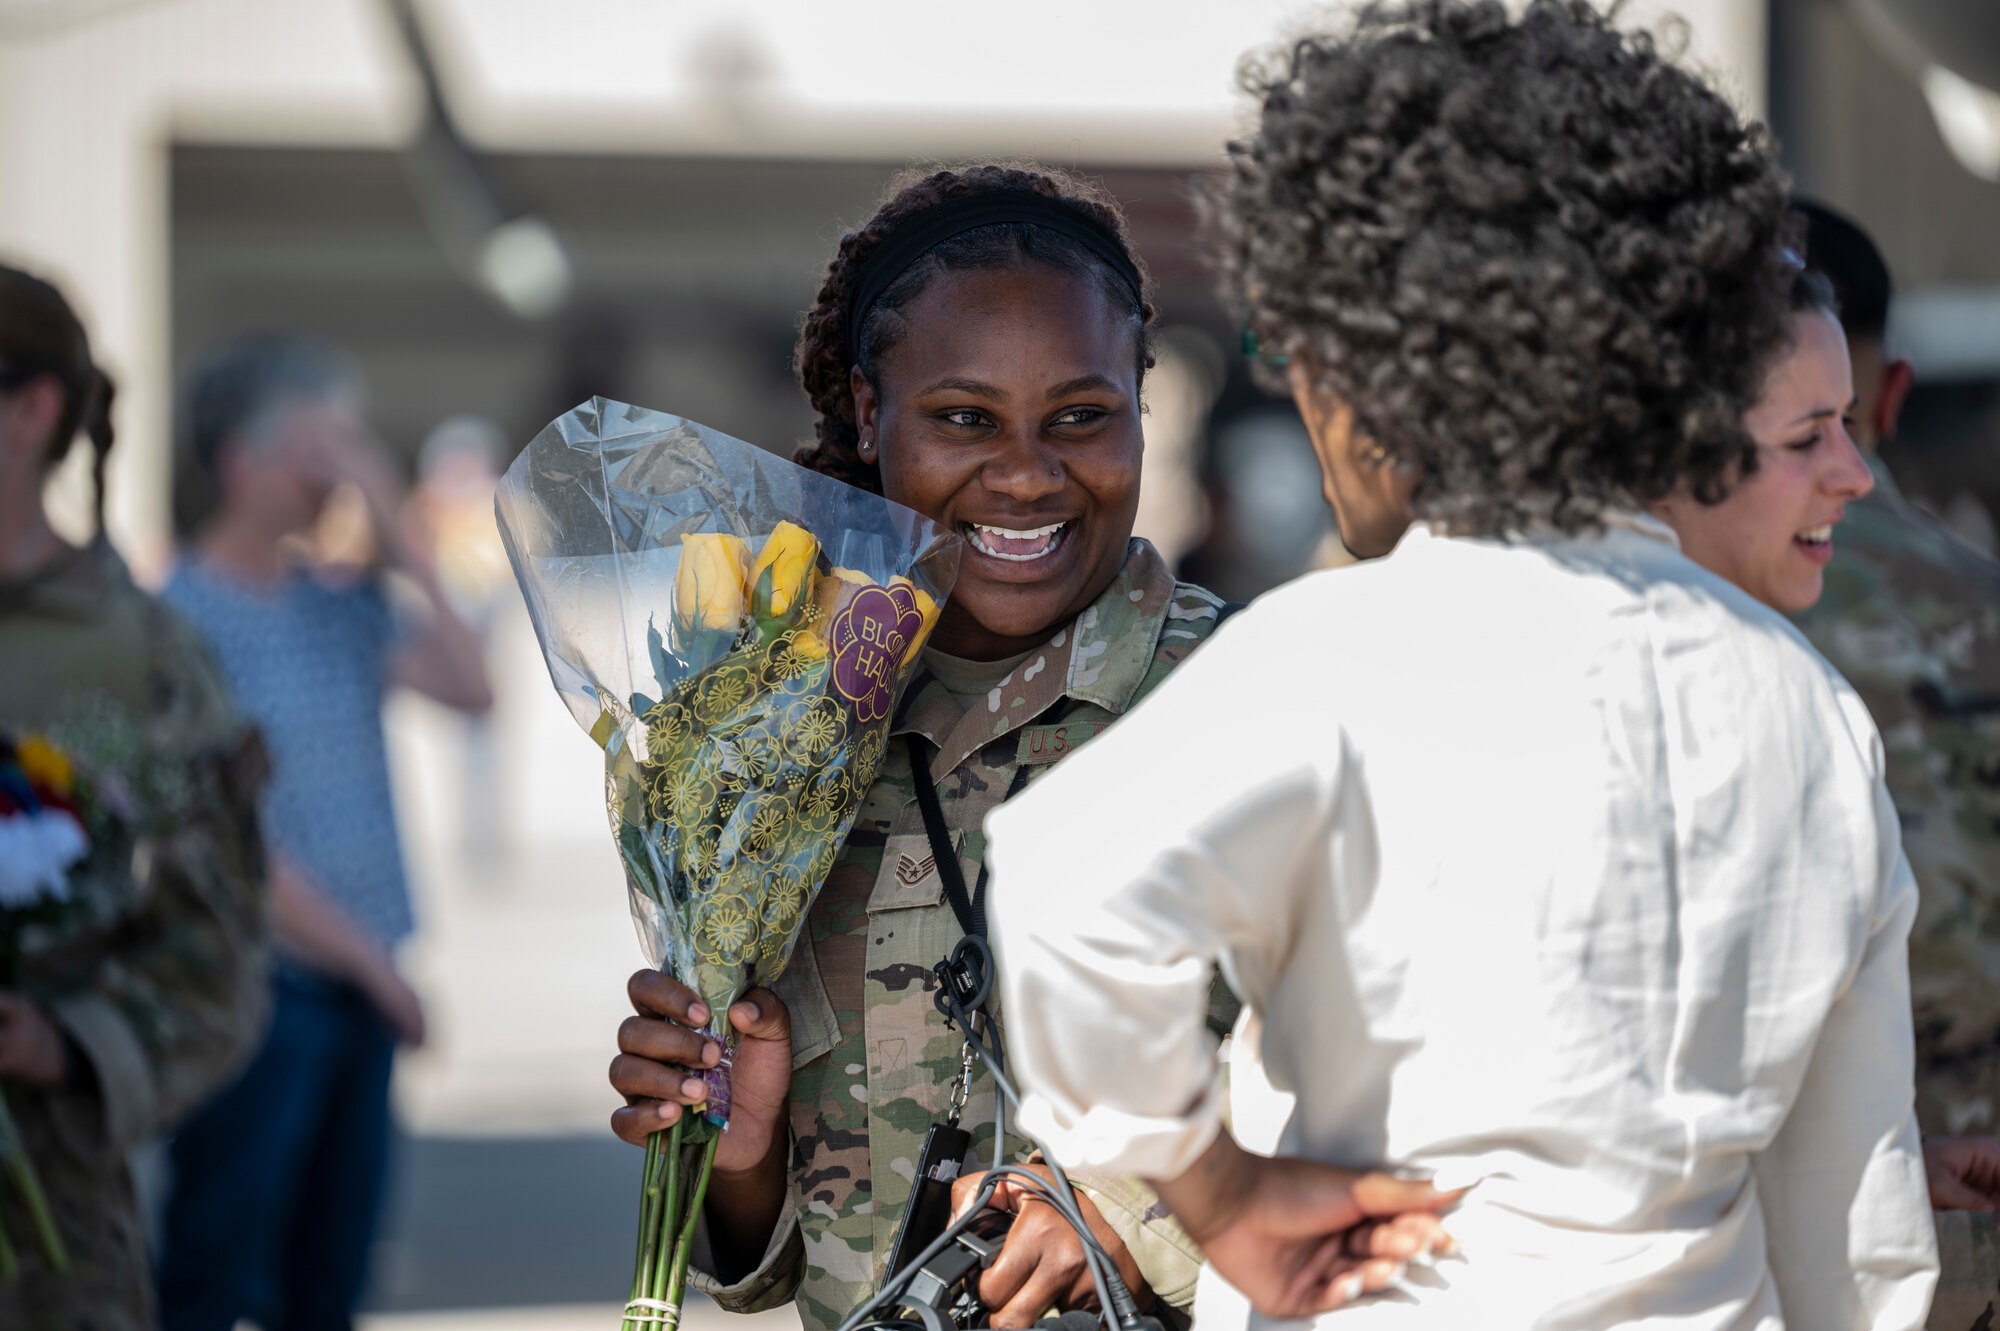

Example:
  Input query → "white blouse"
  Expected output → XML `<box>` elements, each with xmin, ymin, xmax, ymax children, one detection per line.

<box><xmin>988</xmin><ymin>515</ymin><xmax>1938</xmax><ymax>1330</ymax></box>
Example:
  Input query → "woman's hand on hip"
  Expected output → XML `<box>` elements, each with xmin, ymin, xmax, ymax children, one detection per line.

<box><xmin>1151</xmin><ymin>1131</ymin><xmax>1461</xmax><ymax>1319</ymax></box>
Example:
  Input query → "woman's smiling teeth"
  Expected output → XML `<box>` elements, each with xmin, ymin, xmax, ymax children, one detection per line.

<box><xmin>1796</xmin><ymin>524</ymin><xmax>1833</xmax><ymax>547</ymax></box>
<box><xmin>967</xmin><ymin>521</ymin><xmax>1068</xmax><ymax>561</ymax></box>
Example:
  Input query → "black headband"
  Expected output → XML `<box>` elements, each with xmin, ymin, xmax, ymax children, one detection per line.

<box><xmin>845</xmin><ymin>191</ymin><xmax>1144</xmax><ymax>361</ymax></box>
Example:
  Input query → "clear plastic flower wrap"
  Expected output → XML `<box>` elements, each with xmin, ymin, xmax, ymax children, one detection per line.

<box><xmin>495</xmin><ymin>398</ymin><xmax>958</xmax><ymax>1329</ymax></box>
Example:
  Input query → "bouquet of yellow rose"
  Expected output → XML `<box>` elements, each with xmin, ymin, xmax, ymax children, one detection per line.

<box><xmin>495</xmin><ymin>399</ymin><xmax>957</xmax><ymax>1330</ymax></box>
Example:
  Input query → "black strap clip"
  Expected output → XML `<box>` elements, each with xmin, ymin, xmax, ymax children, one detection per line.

<box><xmin>932</xmin><ymin>935</ymin><xmax>994</xmax><ymax>1028</ymax></box>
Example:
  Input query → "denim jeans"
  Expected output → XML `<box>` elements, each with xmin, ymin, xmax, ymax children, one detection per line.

<box><xmin>156</xmin><ymin>964</ymin><xmax>396</xmax><ymax>1331</ymax></box>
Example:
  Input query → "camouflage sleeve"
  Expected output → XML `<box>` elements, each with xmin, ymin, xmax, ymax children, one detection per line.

<box><xmin>1797</xmin><ymin>524</ymin><xmax>2000</xmax><ymax>1132</ymax></box>
<box><xmin>1845</xmin><ymin>639</ymin><xmax>2000</xmax><ymax>1128</ymax></box>
<box><xmin>684</xmin><ymin>1132</ymin><xmax>807</xmax><ymax>1313</ymax></box>
<box><xmin>1065</xmin><ymin>1169</ymin><xmax>1206</xmax><ymax>1316</ymax></box>
<box><xmin>49</xmin><ymin>613</ymin><xmax>269</xmax><ymax>1147</ymax></box>
<box><xmin>1901</xmin><ymin>745</ymin><xmax>2000</xmax><ymax>1134</ymax></box>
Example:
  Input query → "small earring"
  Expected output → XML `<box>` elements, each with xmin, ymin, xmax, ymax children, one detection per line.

<box><xmin>859</xmin><ymin>433</ymin><xmax>874</xmax><ymax>459</ymax></box>
<box><xmin>1364</xmin><ymin>442</ymin><xmax>1390</xmax><ymax>465</ymax></box>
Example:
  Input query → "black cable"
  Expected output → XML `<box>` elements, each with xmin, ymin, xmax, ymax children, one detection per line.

<box><xmin>839</xmin><ymin>983</ymin><xmax>1142</xmax><ymax>1331</ymax></box>
<box><xmin>839</xmin><ymin>892</ymin><xmax>1153</xmax><ymax>1331</ymax></box>
<box><xmin>948</xmin><ymin>982</ymin><xmax>1136</xmax><ymax>1326</ymax></box>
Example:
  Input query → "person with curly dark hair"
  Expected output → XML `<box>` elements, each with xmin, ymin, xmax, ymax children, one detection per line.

<box><xmin>1663</xmin><ymin>251</ymin><xmax>2000</xmax><ymax>1325</ymax></box>
<box><xmin>1654</xmin><ymin>266</ymin><xmax>1870</xmax><ymax>612</ymax></box>
<box><xmin>1214</xmin><ymin>0</ymin><xmax>1799</xmax><ymax>555</ymax></box>
<box><xmin>989</xmin><ymin>3</ymin><xmax>1939</xmax><ymax>1327</ymax></box>
<box><xmin>604</xmin><ymin>162</ymin><xmax>1453</xmax><ymax>1330</ymax></box>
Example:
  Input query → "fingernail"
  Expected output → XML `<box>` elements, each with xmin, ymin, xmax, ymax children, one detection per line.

<box><xmin>1336</xmin><ymin>1274</ymin><xmax>1364</xmax><ymax>1304</ymax></box>
<box><xmin>682</xmin><ymin>1076</ymin><xmax>708</xmax><ymax>1101</ymax></box>
<box><xmin>689</xmin><ymin>1003</ymin><xmax>709</xmax><ymax>1024</ymax></box>
<box><xmin>659</xmin><ymin>1102</ymin><xmax>678</xmax><ymax>1122</ymax></box>
<box><xmin>702</xmin><ymin>1041</ymin><xmax>721</xmax><ymax>1066</ymax></box>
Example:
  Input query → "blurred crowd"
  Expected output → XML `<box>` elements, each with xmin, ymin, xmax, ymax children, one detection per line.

<box><xmin>3</xmin><ymin>1</ymin><xmax>2000</xmax><ymax>1329</ymax></box>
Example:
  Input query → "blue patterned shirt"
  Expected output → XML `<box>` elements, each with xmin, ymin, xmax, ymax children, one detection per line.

<box><xmin>164</xmin><ymin>562</ymin><xmax>413</xmax><ymax>947</ymax></box>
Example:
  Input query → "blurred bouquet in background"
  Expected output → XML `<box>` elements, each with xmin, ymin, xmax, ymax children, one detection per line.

<box><xmin>0</xmin><ymin>732</ymin><xmax>115</xmax><ymax>1280</ymax></box>
<box><xmin>496</xmin><ymin>399</ymin><xmax>956</xmax><ymax>1330</ymax></box>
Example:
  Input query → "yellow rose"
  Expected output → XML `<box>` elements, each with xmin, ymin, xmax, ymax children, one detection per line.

<box><xmin>783</xmin><ymin>630</ymin><xmax>828</xmax><ymax>663</ymax></box>
<box><xmin>673</xmin><ymin>532</ymin><xmax>751</xmax><ymax>634</ymax></box>
<box><xmin>891</xmin><ymin>577</ymin><xmax>942</xmax><ymax>667</ymax></box>
<box><xmin>806</xmin><ymin>566</ymin><xmax>873</xmax><ymax>645</ymax></box>
<box><xmin>17</xmin><ymin>734</ymin><xmax>74</xmax><ymax>798</ymax></box>
<box><xmin>749</xmin><ymin>521</ymin><xmax>820</xmax><ymax>624</ymax></box>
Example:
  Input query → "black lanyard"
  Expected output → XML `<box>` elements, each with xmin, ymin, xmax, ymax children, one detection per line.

<box><xmin>903</xmin><ymin>732</ymin><xmax>1032</xmax><ymax>942</ymax></box>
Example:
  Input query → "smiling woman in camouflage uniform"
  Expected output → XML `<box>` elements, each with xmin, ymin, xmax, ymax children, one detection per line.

<box><xmin>0</xmin><ymin>264</ymin><xmax>265</xmax><ymax>1328</ymax></box>
<box><xmin>608</xmin><ymin>164</ymin><xmax>1238</xmax><ymax>1331</ymax></box>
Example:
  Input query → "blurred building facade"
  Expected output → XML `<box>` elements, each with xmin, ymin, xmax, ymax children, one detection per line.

<box><xmin>2</xmin><ymin>0</ymin><xmax>1762</xmax><ymax>585</ymax></box>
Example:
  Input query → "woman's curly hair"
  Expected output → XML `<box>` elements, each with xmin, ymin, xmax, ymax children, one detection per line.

<box><xmin>1203</xmin><ymin>0</ymin><xmax>1799</xmax><ymax>535</ymax></box>
<box><xmin>793</xmin><ymin>163</ymin><xmax>1155</xmax><ymax>494</ymax></box>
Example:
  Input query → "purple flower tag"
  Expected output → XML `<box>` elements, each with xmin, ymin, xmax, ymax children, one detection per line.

<box><xmin>703</xmin><ymin>1037</ymin><xmax>735</xmax><ymax>1128</ymax></box>
<box><xmin>830</xmin><ymin>583</ymin><xmax>923</xmax><ymax>724</ymax></box>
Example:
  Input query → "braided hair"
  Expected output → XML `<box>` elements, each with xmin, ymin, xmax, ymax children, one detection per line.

<box><xmin>0</xmin><ymin>264</ymin><xmax>117</xmax><ymax>533</ymax></box>
<box><xmin>793</xmin><ymin>163</ymin><xmax>1156</xmax><ymax>494</ymax></box>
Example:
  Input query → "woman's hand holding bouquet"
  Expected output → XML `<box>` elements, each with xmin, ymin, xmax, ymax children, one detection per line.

<box><xmin>0</xmin><ymin>994</ymin><xmax>67</xmax><ymax>1089</ymax></box>
<box><xmin>613</xmin><ymin>972</ymin><xmax>794</xmax><ymax>1277</ymax></box>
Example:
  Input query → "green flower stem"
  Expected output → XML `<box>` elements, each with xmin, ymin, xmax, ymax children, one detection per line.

<box><xmin>0</xmin><ymin>1085</ymin><xmax>63</xmax><ymax>1275</ymax></box>
<box><xmin>625</xmin><ymin>1130</ymin><xmax>665</xmax><ymax>1331</ymax></box>
<box><xmin>664</xmin><ymin>1133</ymin><xmax>721</xmax><ymax>1328</ymax></box>
<box><xmin>649</xmin><ymin>1116</ymin><xmax>684</xmax><ymax>1303</ymax></box>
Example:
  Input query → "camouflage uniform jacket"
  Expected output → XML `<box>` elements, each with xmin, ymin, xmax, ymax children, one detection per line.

<box><xmin>1792</xmin><ymin>458</ymin><xmax>2000</xmax><ymax>1138</ymax></box>
<box><xmin>689</xmin><ymin>540</ymin><xmax>1236</xmax><ymax>1330</ymax></box>
<box><xmin>0</xmin><ymin>540</ymin><xmax>267</xmax><ymax>1331</ymax></box>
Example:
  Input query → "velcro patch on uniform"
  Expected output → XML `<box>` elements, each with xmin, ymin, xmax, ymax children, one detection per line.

<box><xmin>1017</xmin><ymin>720</ymin><xmax>1109</xmax><ymax>766</ymax></box>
